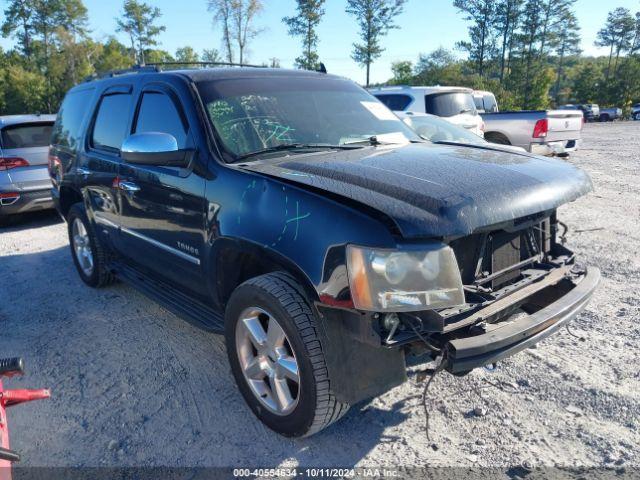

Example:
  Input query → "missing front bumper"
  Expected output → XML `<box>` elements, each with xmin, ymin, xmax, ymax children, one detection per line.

<box><xmin>444</xmin><ymin>266</ymin><xmax>600</xmax><ymax>374</ymax></box>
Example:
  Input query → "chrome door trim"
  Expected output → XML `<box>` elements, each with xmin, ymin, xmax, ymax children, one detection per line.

<box><xmin>120</xmin><ymin>226</ymin><xmax>201</xmax><ymax>265</ymax></box>
<box><xmin>118</xmin><ymin>181</ymin><xmax>141</xmax><ymax>192</ymax></box>
<box><xmin>94</xmin><ymin>214</ymin><xmax>119</xmax><ymax>229</ymax></box>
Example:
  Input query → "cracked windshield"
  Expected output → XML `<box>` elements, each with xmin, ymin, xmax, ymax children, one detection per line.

<box><xmin>197</xmin><ymin>76</ymin><xmax>419</xmax><ymax>159</ymax></box>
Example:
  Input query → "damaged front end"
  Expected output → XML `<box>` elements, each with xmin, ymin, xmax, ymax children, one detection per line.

<box><xmin>315</xmin><ymin>210</ymin><xmax>599</xmax><ymax>404</ymax></box>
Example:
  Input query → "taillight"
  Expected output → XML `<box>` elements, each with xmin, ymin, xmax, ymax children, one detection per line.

<box><xmin>0</xmin><ymin>157</ymin><xmax>29</xmax><ymax>171</ymax></box>
<box><xmin>0</xmin><ymin>192</ymin><xmax>20</xmax><ymax>205</ymax></box>
<box><xmin>533</xmin><ymin>119</ymin><xmax>548</xmax><ymax>138</ymax></box>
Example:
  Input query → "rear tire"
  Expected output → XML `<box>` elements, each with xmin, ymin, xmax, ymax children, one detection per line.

<box><xmin>67</xmin><ymin>203</ymin><xmax>115</xmax><ymax>288</ymax></box>
<box><xmin>225</xmin><ymin>272</ymin><xmax>349</xmax><ymax>437</ymax></box>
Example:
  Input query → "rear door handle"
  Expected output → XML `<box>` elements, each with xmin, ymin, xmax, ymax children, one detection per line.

<box><xmin>119</xmin><ymin>181</ymin><xmax>141</xmax><ymax>193</ymax></box>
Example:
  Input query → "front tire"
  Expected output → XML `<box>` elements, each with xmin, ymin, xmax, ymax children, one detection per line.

<box><xmin>225</xmin><ymin>272</ymin><xmax>349</xmax><ymax>437</ymax></box>
<box><xmin>67</xmin><ymin>203</ymin><xmax>115</xmax><ymax>288</ymax></box>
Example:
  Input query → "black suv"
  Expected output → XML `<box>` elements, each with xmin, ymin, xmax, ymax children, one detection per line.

<box><xmin>49</xmin><ymin>66</ymin><xmax>600</xmax><ymax>437</ymax></box>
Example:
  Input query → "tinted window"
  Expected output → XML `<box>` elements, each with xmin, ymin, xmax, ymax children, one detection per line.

<box><xmin>374</xmin><ymin>94</ymin><xmax>413</xmax><ymax>111</ymax></box>
<box><xmin>1</xmin><ymin>123</ymin><xmax>53</xmax><ymax>148</ymax></box>
<box><xmin>52</xmin><ymin>88</ymin><xmax>94</xmax><ymax>150</ymax></box>
<box><xmin>482</xmin><ymin>95</ymin><xmax>498</xmax><ymax>113</ymax></box>
<box><xmin>424</xmin><ymin>92</ymin><xmax>477</xmax><ymax>118</ymax></box>
<box><xmin>473</xmin><ymin>96</ymin><xmax>484</xmax><ymax>110</ymax></box>
<box><xmin>92</xmin><ymin>93</ymin><xmax>132</xmax><ymax>151</ymax></box>
<box><xmin>134</xmin><ymin>92</ymin><xmax>188</xmax><ymax>148</ymax></box>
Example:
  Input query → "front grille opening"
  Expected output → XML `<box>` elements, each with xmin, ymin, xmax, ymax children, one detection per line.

<box><xmin>451</xmin><ymin>216</ymin><xmax>554</xmax><ymax>292</ymax></box>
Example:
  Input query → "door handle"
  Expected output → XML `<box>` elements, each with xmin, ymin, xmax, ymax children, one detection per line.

<box><xmin>76</xmin><ymin>167</ymin><xmax>91</xmax><ymax>176</ymax></box>
<box><xmin>119</xmin><ymin>181</ymin><xmax>141</xmax><ymax>193</ymax></box>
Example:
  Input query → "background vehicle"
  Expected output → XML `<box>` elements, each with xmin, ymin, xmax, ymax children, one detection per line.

<box><xmin>558</xmin><ymin>104</ymin><xmax>600</xmax><ymax>122</ymax></box>
<box><xmin>396</xmin><ymin>111</ymin><xmax>525</xmax><ymax>154</ymax></box>
<box><xmin>481</xmin><ymin>108</ymin><xmax>583</xmax><ymax>156</ymax></box>
<box><xmin>632</xmin><ymin>103</ymin><xmax>640</xmax><ymax>120</ymax></box>
<box><xmin>0</xmin><ymin>358</ymin><xmax>50</xmax><ymax>480</ymax></box>
<box><xmin>51</xmin><ymin>66</ymin><xmax>598</xmax><ymax>438</ymax></box>
<box><xmin>0</xmin><ymin>115</ymin><xmax>56</xmax><ymax>223</ymax></box>
<box><xmin>598</xmin><ymin>107</ymin><xmax>622</xmax><ymax>122</ymax></box>
<box><xmin>472</xmin><ymin>90</ymin><xmax>499</xmax><ymax>113</ymax></box>
<box><xmin>370</xmin><ymin>85</ymin><xmax>484</xmax><ymax>136</ymax></box>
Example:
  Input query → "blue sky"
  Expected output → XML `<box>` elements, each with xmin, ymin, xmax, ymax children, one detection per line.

<box><xmin>1</xmin><ymin>0</ymin><xmax>639</xmax><ymax>83</ymax></box>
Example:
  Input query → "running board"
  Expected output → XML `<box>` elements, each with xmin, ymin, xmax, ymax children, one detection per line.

<box><xmin>109</xmin><ymin>261</ymin><xmax>224</xmax><ymax>333</ymax></box>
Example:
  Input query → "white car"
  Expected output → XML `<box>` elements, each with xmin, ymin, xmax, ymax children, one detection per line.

<box><xmin>396</xmin><ymin>111</ymin><xmax>526</xmax><ymax>154</ymax></box>
<box><xmin>370</xmin><ymin>85</ymin><xmax>484</xmax><ymax>136</ymax></box>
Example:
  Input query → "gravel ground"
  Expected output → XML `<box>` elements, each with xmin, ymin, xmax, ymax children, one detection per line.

<box><xmin>0</xmin><ymin>122</ymin><xmax>638</xmax><ymax>472</ymax></box>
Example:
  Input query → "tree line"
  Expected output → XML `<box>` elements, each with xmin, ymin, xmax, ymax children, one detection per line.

<box><xmin>389</xmin><ymin>1</ymin><xmax>640</xmax><ymax>113</ymax></box>
<box><xmin>0</xmin><ymin>0</ymin><xmax>638</xmax><ymax>115</ymax></box>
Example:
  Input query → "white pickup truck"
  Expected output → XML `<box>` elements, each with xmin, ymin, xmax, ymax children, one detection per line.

<box><xmin>473</xmin><ymin>90</ymin><xmax>583</xmax><ymax>156</ymax></box>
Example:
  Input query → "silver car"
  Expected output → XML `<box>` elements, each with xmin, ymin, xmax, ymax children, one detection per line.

<box><xmin>0</xmin><ymin>114</ymin><xmax>56</xmax><ymax>221</ymax></box>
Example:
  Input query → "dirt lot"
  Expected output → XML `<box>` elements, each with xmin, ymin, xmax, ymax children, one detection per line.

<box><xmin>0</xmin><ymin>122</ymin><xmax>638</xmax><ymax>471</ymax></box>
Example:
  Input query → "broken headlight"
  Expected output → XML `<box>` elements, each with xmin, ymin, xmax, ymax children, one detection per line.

<box><xmin>346</xmin><ymin>244</ymin><xmax>465</xmax><ymax>312</ymax></box>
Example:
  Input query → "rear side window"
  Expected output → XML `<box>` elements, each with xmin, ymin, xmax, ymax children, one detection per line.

<box><xmin>374</xmin><ymin>94</ymin><xmax>413</xmax><ymax>111</ymax></box>
<box><xmin>91</xmin><ymin>93</ymin><xmax>132</xmax><ymax>151</ymax></box>
<box><xmin>482</xmin><ymin>95</ymin><xmax>498</xmax><ymax>113</ymax></box>
<box><xmin>1</xmin><ymin>123</ymin><xmax>53</xmax><ymax>148</ymax></box>
<box><xmin>134</xmin><ymin>92</ymin><xmax>188</xmax><ymax>148</ymax></box>
<box><xmin>52</xmin><ymin>88</ymin><xmax>94</xmax><ymax>150</ymax></box>
<box><xmin>425</xmin><ymin>92</ymin><xmax>477</xmax><ymax>117</ymax></box>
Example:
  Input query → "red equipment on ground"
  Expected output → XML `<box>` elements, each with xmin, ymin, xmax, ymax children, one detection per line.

<box><xmin>0</xmin><ymin>358</ymin><xmax>50</xmax><ymax>480</ymax></box>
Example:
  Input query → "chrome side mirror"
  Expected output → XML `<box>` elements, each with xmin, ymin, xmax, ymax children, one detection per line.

<box><xmin>121</xmin><ymin>132</ymin><xmax>192</xmax><ymax>167</ymax></box>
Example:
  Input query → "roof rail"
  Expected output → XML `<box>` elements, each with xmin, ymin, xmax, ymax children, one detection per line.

<box><xmin>145</xmin><ymin>61</ymin><xmax>267</xmax><ymax>69</ymax></box>
<box><xmin>83</xmin><ymin>64</ymin><xmax>161</xmax><ymax>83</ymax></box>
<box><xmin>83</xmin><ymin>61</ymin><xmax>267</xmax><ymax>83</ymax></box>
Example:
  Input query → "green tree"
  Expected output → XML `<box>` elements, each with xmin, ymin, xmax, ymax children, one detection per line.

<box><xmin>390</xmin><ymin>60</ymin><xmax>412</xmax><ymax>84</ymax></box>
<box><xmin>453</xmin><ymin>0</ymin><xmax>497</xmax><ymax>78</ymax></box>
<box><xmin>2</xmin><ymin>64</ymin><xmax>47</xmax><ymax>114</ymax></box>
<box><xmin>345</xmin><ymin>0</ymin><xmax>406</xmax><ymax>87</ymax></box>
<box><xmin>283</xmin><ymin>0</ymin><xmax>325</xmax><ymax>70</ymax></box>
<box><xmin>94</xmin><ymin>37</ymin><xmax>132</xmax><ymax>73</ymax></box>
<box><xmin>202</xmin><ymin>48</ymin><xmax>222</xmax><ymax>64</ymax></box>
<box><xmin>1</xmin><ymin>0</ymin><xmax>35</xmax><ymax>58</ymax></box>
<box><xmin>552</xmin><ymin>9</ymin><xmax>581</xmax><ymax>103</ymax></box>
<box><xmin>596</xmin><ymin>8</ymin><xmax>636</xmax><ymax>81</ymax></box>
<box><xmin>495</xmin><ymin>0</ymin><xmax>523</xmax><ymax>82</ymax></box>
<box><xmin>413</xmin><ymin>48</ymin><xmax>465</xmax><ymax>86</ymax></box>
<box><xmin>208</xmin><ymin>0</ymin><xmax>235</xmax><ymax>62</ymax></box>
<box><xmin>175</xmin><ymin>46</ymin><xmax>200</xmax><ymax>66</ymax></box>
<box><xmin>116</xmin><ymin>0</ymin><xmax>165</xmax><ymax>65</ymax></box>
<box><xmin>230</xmin><ymin>0</ymin><xmax>263</xmax><ymax>64</ymax></box>
<box><xmin>207</xmin><ymin>0</ymin><xmax>263</xmax><ymax>65</ymax></box>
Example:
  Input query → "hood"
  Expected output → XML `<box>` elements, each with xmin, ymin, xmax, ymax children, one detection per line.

<box><xmin>240</xmin><ymin>143</ymin><xmax>593</xmax><ymax>238</ymax></box>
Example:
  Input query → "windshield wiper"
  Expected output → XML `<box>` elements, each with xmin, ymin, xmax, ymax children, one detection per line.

<box><xmin>234</xmin><ymin>143</ymin><xmax>362</xmax><ymax>162</ymax></box>
<box><xmin>342</xmin><ymin>135</ymin><xmax>402</xmax><ymax>146</ymax></box>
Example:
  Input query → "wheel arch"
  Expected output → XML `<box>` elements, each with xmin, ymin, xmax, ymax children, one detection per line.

<box><xmin>484</xmin><ymin>131</ymin><xmax>512</xmax><ymax>145</ymax></box>
<box><xmin>208</xmin><ymin>237</ymin><xmax>319</xmax><ymax>311</ymax></box>
<box><xmin>58</xmin><ymin>185</ymin><xmax>83</xmax><ymax>219</ymax></box>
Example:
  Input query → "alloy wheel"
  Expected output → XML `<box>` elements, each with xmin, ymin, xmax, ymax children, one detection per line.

<box><xmin>235</xmin><ymin>307</ymin><xmax>300</xmax><ymax>415</ymax></box>
<box><xmin>72</xmin><ymin>218</ymin><xmax>94</xmax><ymax>277</ymax></box>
